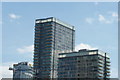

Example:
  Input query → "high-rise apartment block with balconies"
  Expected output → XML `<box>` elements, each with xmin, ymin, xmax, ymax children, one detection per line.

<box><xmin>34</xmin><ymin>17</ymin><xmax>75</xmax><ymax>78</ymax></box>
<box><xmin>58</xmin><ymin>49</ymin><xmax>110</xmax><ymax>79</ymax></box>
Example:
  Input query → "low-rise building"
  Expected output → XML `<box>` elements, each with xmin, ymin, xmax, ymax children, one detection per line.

<box><xmin>9</xmin><ymin>62</ymin><xmax>34</xmax><ymax>80</ymax></box>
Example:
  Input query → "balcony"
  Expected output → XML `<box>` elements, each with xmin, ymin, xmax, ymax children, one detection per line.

<box><xmin>98</xmin><ymin>70</ymin><xmax>103</xmax><ymax>74</ymax></box>
<box><xmin>34</xmin><ymin>58</ymin><xmax>39</xmax><ymax>61</ymax></box>
<box><xmin>45</xmin><ymin>45</ymin><xmax>52</xmax><ymax>48</ymax></box>
<box><xmin>98</xmin><ymin>75</ymin><xmax>103</xmax><ymax>78</ymax></box>
<box><xmin>34</xmin><ymin>55</ymin><xmax>38</xmax><ymax>57</ymax></box>
<box><xmin>35</xmin><ymin>37</ymin><xmax>41</xmax><ymax>39</ymax></box>
<box><xmin>106</xmin><ymin>63</ymin><xmax>110</xmax><ymax>66</ymax></box>
<box><xmin>34</xmin><ymin>52</ymin><xmax>39</xmax><ymax>54</ymax></box>
<box><xmin>107</xmin><ymin>74</ymin><xmax>110</xmax><ymax>76</ymax></box>
<box><xmin>45</xmin><ymin>42</ymin><xmax>52</xmax><ymax>45</ymax></box>
<box><xmin>98</xmin><ymin>56</ymin><xmax>103</xmax><ymax>60</ymax></box>
<box><xmin>98</xmin><ymin>60</ymin><xmax>104</xmax><ymax>64</ymax></box>
<box><xmin>46</xmin><ymin>30</ymin><xmax>53</xmax><ymax>33</ymax></box>
<box><xmin>46</xmin><ymin>32</ymin><xmax>53</xmax><ymax>35</ymax></box>
<box><xmin>34</xmin><ymin>61</ymin><xmax>39</xmax><ymax>63</ymax></box>
<box><xmin>98</xmin><ymin>63</ymin><xmax>104</xmax><ymax>67</ymax></box>
<box><xmin>35</xmin><ymin>31</ymin><xmax>41</xmax><ymax>33</ymax></box>
<box><xmin>45</xmin><ymin>39</ymin><xmax>53</xmax><ymax>41</ymax></box>
<box><xmin>106</xmin><ymin>70</ymin><xmax>110</xmax><ymax>73</ymax></box>
<box><xmin>106</xmin><ymin>59</ymin><xmax>110</xmax><ymax>63</ymax></box>
<box><xmin>45</xmin><ymin>27</ymin><xmax>53</xmax><ymax>30</ymax></box>
<box><xmin>46</xmin><ymin>36</ymin><xmax>52</xmax><ymax>39</ymax></box>
<box><xmin>106</xmin><ymin>67</ymin><xmax>110</xmax><ymax>70</ymax></box>
<box><xmin>98</xmin><ymin>67</ymin><xmax>103</xmax><ymax>70</ymax></box>
<box><xmin>44</xmin><ymin>24</ymin><xmax>53</xmax><ymax>27</ymax></box>
<box><xmin>35</xmin><ymin>41</ymin><xmax>40</xmax><ymax>43</ymax></box>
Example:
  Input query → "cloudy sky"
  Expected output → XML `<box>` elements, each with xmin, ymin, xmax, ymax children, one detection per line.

<box><xmin>1</xmin><ymin>2</ymin><xmax>118</xmax><ymax>79</ymax></box>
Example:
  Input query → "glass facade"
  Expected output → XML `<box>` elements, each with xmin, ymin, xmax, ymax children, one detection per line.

<box><xmin>58</xmin><ymin>49</ymin><xmax>110</xmax><ymax>79</ymax></box>
<box><xmin>34</xmin><ymin>17</ymin><xmax>75</xmax><ymax>78</ymax></box>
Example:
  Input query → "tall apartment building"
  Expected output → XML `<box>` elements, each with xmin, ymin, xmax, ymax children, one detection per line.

<box><xmin>58</xmin><ymin>49</ymin><xmax>110</xmax><ymax>79</ymax></box>
<box><xmin>34</xmin><ymin>17</ymin><xmax>75</xmax><ymax>78</ymax></box>
<box><xmin>9</xmin><ymin>62</ymin><xmax>33</xmax><ymax>79</ymax></box>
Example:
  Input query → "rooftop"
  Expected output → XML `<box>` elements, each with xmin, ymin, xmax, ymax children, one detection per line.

<box><xmin>59</xmin><ymin>49</ymin><xmax>109</xmax><ymax>58</ymax></box>
<box><xmin>35</xmin><ymin>17</ymin><xmax>75</xmax><ymax>30</ymax></box>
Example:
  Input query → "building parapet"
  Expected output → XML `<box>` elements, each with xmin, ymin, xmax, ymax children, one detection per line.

<box><xmin>59</xmin><ymin>49</ymin><xmax>109</xmax><ymax>58</ymax></box>
<box><xmin>35</xmin><ymin>17</ymin><xmax>75</xmax><ymax>30</ymax></box>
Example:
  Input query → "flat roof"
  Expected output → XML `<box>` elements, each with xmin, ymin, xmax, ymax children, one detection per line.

<box><xmin>59</xmin><ymin>49</ymin><xmax>109</xmax><ymax>58</ymax></box>
<box><xmin>35</xmin><ymin>17</ymin><xmax>75</xmax><ymax>30</ymax></box>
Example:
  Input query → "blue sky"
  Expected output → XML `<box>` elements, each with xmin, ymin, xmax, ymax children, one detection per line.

<box><xmin>2</xmin><ymin>2</ymin><xmax>118</xmax><ymax>78</ymax></box>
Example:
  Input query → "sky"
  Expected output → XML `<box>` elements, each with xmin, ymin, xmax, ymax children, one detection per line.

<box><xmin>1</xmin><ymin>0</ymin><xmax>119</xmax><ymax>2</ymax></box>
<box><xmin>1</xmin><ymin>2</ymin><xmax>118</xmax><ymax>78</ymax></box>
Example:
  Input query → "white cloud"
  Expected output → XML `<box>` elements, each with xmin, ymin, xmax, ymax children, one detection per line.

<box><xmin>98</xmin><ymin>14</ymin><xmax>106</xmax><ymax>22</ymax></box>
<box><xmin>9</xmin><ymin>13</ymin><xmax>21</xmax><ymax>19</ymax></box>
<box><xmin>1</xmin><ymin>62</ymin><xmax>16</xmax><ymax>79</ymax></box>
<box><xmin>1</xmin><ymin>66</ymin><xmax>13</xmax><ymax>78</ymax></box>
<box><xmin>98</xmin><ymin>14</ymin><xmax>113</xmax><ymax>24</ymax></box>
<box><xmin>17</xmin><ymin>45</ymin><xmax>34</xmax><ymax>53</ymax></box>
<box><xmin>75</xmin><ymin>43</ymin><xmax>97</xmax><ymax>51</ymax></box>
<box><xmin>112</xmin><ymin>12</ymin><xmax>118</xmax><ymax>17</ymax></box>
<box><xmin>108</xmin><ymin>11</ymin><xmax>118</xmax><ymax>17</ymax></box>
<box><xmin>85</xmin><ymin>18</ymin><xmax>94</xmax><ymax>24</ymax></box>
<box><xmin>85</xmin><ymin>12</ymin><xmax>118</xmax><ymax>25</ymax></box>
<box><xmin>1</xmin><ymin>61</ymin><xmax>33</xmax><ymax>79</ymax></box>
<box><xmin>98</xmin><ymin>12</ymin><xmax>118</xmax><ymax>24</ymax></box>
